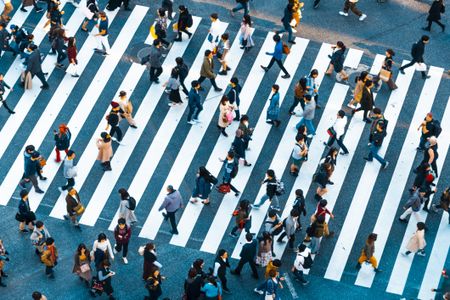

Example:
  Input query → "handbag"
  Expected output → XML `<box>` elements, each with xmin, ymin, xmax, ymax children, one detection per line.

<box><xmin>79</xmin><ymin>4</ymin><xmax>94</xmax><ymax>20</ymax></box>
<box><xmin>15</xmin><ymin>212</ymin><xmax>25</xmax><ymax>222</ymax></box>
<box><xmin>327</xmin><ymin>127</ymin><xmax>336</xmax><ymax>137</ymax></box>
<box><xmin>379</xmin><ymin>68</ymin><xmax>391</xmax><ymax>82</ymax></box>
<box><xmin>74</xmin><ymin>203</ymin><xmax>85</xmax><ymax>215</ymax></box>
<box><xmin>138</xmin><ymin>246</ymin><xmax>145</xmax><ymax>256</ymax></box>
<box><xmin>39</xmin><ymin>157</ymin><xmax>47</xmax><ymax>167</ymax></box>
<box><xmin>415</xmin><ymin>63</ymin><xmax>427</xmax><ymax>72</ymax></box>
<box><xmin>80</xmin><ymin>263</ymin><xmax>90</xmax><ymax>273</ymax></box>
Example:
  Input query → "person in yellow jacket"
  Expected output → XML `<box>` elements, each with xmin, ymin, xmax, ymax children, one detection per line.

<box><xmin>41</xmin><ymin>238</ymin><xmax>58</xmax><ymax>279</ymax></box>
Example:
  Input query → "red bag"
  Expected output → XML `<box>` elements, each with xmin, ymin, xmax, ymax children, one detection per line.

<box><xmin>218</xmin><ymin>184</ymin><xmax>231</xmax><ymax>194</ymax></box>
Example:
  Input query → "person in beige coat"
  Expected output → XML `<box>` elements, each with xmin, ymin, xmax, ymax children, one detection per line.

<box><xmin>404</xmin><ymin>222</ymin><xmax>427</xmax><ymax>256</ymax></box>
<box><xmin>218</xmin><ymin>96</ymin><xmax>234</xmax><ymax>137</ymax></box>
<box><xmin>197</xmin><ymin>50</ymin><xmax>222</xmax><ymax>92</ymax></box>
<box><xmin>347</xmin><ymin>71</ymin><xmax>369</xmax><ymax>108</ymax></box>
<box><xmin>97</xmin><ymin>132</ymin><xmax>113</xmax><ymax>171</ymax></box>
<box><xmin>113</xmin><ymin>91</ymin><xmax>137</xmax><ymax>129</ymax></box>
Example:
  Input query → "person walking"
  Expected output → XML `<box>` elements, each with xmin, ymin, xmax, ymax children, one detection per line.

<box><xmin>231</xmin><ymin>233</ymin><xmax>259</xmax><ymax>279</ymax></box>
<box><xmin>232</xmin><ymin>129</ymin><xmax>252</xmax><ymax>166</ymax></box>
<box><xmin>276</xmin><ymin>3</ymin><xmax>294</xmax><ymax>44</ymax></box>
<box><xmin>158</xmin><ymin>185</ymin><xmax>183</xmax><ymax>235</ymax></box>
<box><xmin>0</xmin><ymin>239</ymin><xmax>9</xmax><ymax>287</ymax></box>
<box><xmin>277</xmin><ymin>209</ymin><xmax>300</xmax><ymax>249</ymax></box>
<box><xmin>364</xmin><ymin>121</ymin><xmax>389</xmax><ymax>168</ymax></box>
<box><xmin>96</xmin><ymin>132</ymin><xmax>113</xmax><ymax>171</ymax></box>
<box><xmin>423</xmin><ymin>0</ymin><xmax>446</xmax><ymax>32</ymax></box>
<box><xmin>106</xmin><ymin>102</ymin><xmax>123</xmax><ymax>143</ymax></box>
<box><xmin>254</xmin><ymin>259</ymin><xmax>282</xmax><ymax>295</ymax></box>
<box><xmin>23</xmin><ymin>44</ymin><xmax>49</xmax><ymax>89</ymax></box>
<box><xmin>288</xmin><ymin>77</ymin><xmax>307</xmax><ymax>114</ymax></box>
<box><xmin>190</xmin><ymin>166</ymin><xmax>215</xmax><ymax>204</ymax></box>
<box><xmin>417</xmin><ymin>112</ymin><xmax>437</xmax><ymax>151</ymax></box>
<box><xmin>306</xmin><ymin>69</ymin><xmax>320</xmax><ymax>108</ymax></box>
<box><xmin>163</xmin><ymin>69</ymin><xmax>183</xmax><ymax>106</ymax></box>
<box><xmin>252</xmin><ymin>170</ymin><xmax>280</xmax><ymax>210</ymax></box>
<box><xmin>81</xmin><ymin>0</ymin><xmax>99</xmax><ymax>32</ymax></box>
<box><xmin>96</xmin><ymin>260</ymin><xmax>116</xmax><ymax>300</ymax></box>
<box><xmin>256</xmin><ymin>231</ymin><xmax>273</xmax><ymax>266</ymax></box>
<box><xmin>432</xmin><ymin>187</ymin><xmax>450</xmax><ymax>224</ymax></box>
<box><xmin>0</xmin><ymin>22</ymin><xmax>18</xmax><ymax>57</ymax></box>
<box><xmin>63</xmin><ymin>187</ymin><xmax>83</xmax><ymax>228</ymax></box>
<box><xmin>263</xmin><ymin>269</ymin><xmax>282</xmax><ymax>299</ymax></box>
<box><xmin>373</xmin><ymin>49</ymin><xmax>398</xmax><ymax>91</ymax></box>
<box><xmin>187</xmin><ymin>80</ymin><xmax>203</xmax><ymax>124</ymax></box>
<box><xmin>59</xmin><ymin>150</ymin><xmax>76</xmax><ymax>191</ymax></box>
<box><xmin>292</xmin><ymin>189</ymin><xmax>307</xmax><ymax>230</ymax></box>
<box><xmin>0</xmin><ymin>0</ymin><xmax>13</xmax><ymax>23</ymax></box>
<box><xmin>230</xmin><ymin>0</ymin><xmax>250</xmax><ymax>16</ymax></box>
<box><xmin>262</xmin><ymin>210</ymin><xmax>283</xmax><ymax>256</ymax></box>
<box><xmin>208</xmin><ymin>13</ymin><xmax>221</xmax><ymax>51</ymax></box>
<box><xmin>356</xmin><ymin>233</ymin><xmax>382</xmax><ymax>273</ymax></box>
<box><xmin>115</xmin><ymin>91</ymin><xmax>137</xmax><ymax>127</ymax></box>
<box><xmin>295</xmin><ymin>94</ymin><xmax>316</xmax><ymax>136</ymax></box>
<box><xmin>422</xmin><ymin>136</ymin><xmax>439</xmax><ymax>177</ymax></box>
<box><xmin>325</xmin><ymin>42</ymin><xmax>349</xmax><ymax>81</ymax></box>
<box><xmin>325</xmin><ymin>110</ymin><xmax>349</xmax><ymax>155</ymax></box>
<box><xmin>113</xmin><ymin>218</ymin><xmax>131</xmax><ymax>264</ymax></box>
<box><xmin>230</xmin><ymin>199</ymin><xmax>251</xmax><ymax>237</ymax></box>
<box><xmin>239</xmin><ymin>14</ymin><xmax>254</xmax><ymax>51</ymax></box>
<box><xmin>290</xmin><ymin>134</ymin><xmax>308</xmax><ymax>176</ymax></box>
<box><xmin>399</xmin><ymin>188</ymin><xmax>426</xmax><ymax>223</ymax></box>
<box><xmin>73</xmin><ymin>243</ymin><xmax>92</xmax><ymax>287</ymax></box>
<box><xmin>118</xmin><ymin>188</ymin><xmax>137</xmax><ymax>226</ymax></box>
<box><xmin>92</xmin><ymin>233</ymin><xmax>114</xmax><ymax>270</ymax></box>
<box><xmin>218</xmin><ymin>96</ymin><xmax>234</xmax><ymax>137</ymax></box>
<box><xmin>201</xmin><ymin>275</ymin><xmax>222</xmax><ymax>300</ymax></box>
<box><xmin>238</xmin><ymin>115</ymin><xmax>254</xmax><ymax>150</ymax></box>
<box><xmin>16</xmin><ymin>190</ymin><xmax>35</xmax><ymax>232</ymax></box>
<box><xmin>313</xmin><ymin>163</ymin><xmax>334</xmax><ymax>201</ymax></box>
<box><xmin>339</xmin><ymin>0</ymin><xmax>367</xmax><ymax>21</ymax></box>
<box><xmin>403</xmin><ymin>222</ymin><xmax>427</xmax><ymax>257</ymax></box>
<box><xmin>308</xmin><ymin>214</ymin><xmax>329</xmax><ymax>254</ymax></box>
<box><xmin>261</xmin><ymin>34</ymin><xmax>290</xmax><ymax>79</ymax></box>
<box><xmin>347</xmin><ymin>71</ymin><xmax>368</xmax><ymax>108</ymax></box>
<box><xmin>31</xmin><ymin>220</ymin><xmax>51</xmax><ymax>256</ymax></box>
<box><xmin>217</xmin><ymin>33</ymin><xmax>231</xmax><ymax>75</ymax></box>
<box><xmin>41</xmin><ymin>237</ymin><xmax>58</xmax><ymax>279</ymax></box>
<box><xmin>291</xmin><ymin>244</ymin><xmax>310</xmax><ymax>285</ymax></box>
<box><xmin>184</xmin><ymin>268</ymin><xmax>203</xmax><ymax>300</ymax></box>
<box><xmin>175</xmin><ymin>57</ymin><xmax>190</xmax><ymax>96</ymax></box>
<box><xmin>145</xmin><ymin>267</ymin><xmax>165</xmax><ymax>300</ymax></box>
<box><xmin>399</xmin><ymin>35</ymin><xmax>430</xmax><ymax>79</ymax></box>
<box><xmin>141</xmin><ymin>39</ymin><xmax>164</xmax><ymax>83</ymax></box>
<box><xmin>53</xmin><ymin>28</ymin><xmax>67</xmax><ymax>69</ymax></box>
<box><xmin>53</xmin><ymin>124</ymin><xmax>71</xmax><ymax>162</ymax></box>
<box><xmin>19</xmin><ymin>151</ymin><xmax>45</xmax><ymax>193</ymax></box>
<box><xmin>0</xmin><ymin>73</ymin><xmax>15</xmax><ymax>114</ymax></box>
<box><xmin>213</xmin><ymin>249</ymin><xmax>231</xmax><ymax>294</ymax></box>
<box><xmin>266</xmin><ymin>84</ymin><xmax>281</xmax><ymax>127</ymax></box>
<box><xmin>217</xmin><ymin>151</ymin><xmax>240</xmax><ymax>196</ymax></box>
<box><xmin>142</xmin><ymin>243</ymin><xmax>161</xmax><ymax>280</ymax></box>
<box><xmin>352</xmin><ymin>79</ymin><xmax>374</xmax><ymax>123</ymax></box>
<box><xmin>155</xmin><ymin>8</ymin><xmax>170</xmax><ymax>48</ymax></box>
<box><xmin>227</xmin><ymin>77</ymin><xmax>242</xmax><ymax>121</ymax></box>
<box><xmin>198</xmin><ymin>50</ymin><xmax>223</xmax><ymax>92</ymax></box>
<box><xmin>174</xmin><ymin>5</ymin><xmax>193</xmax><ymax>41</ymax></box>
<box><xmin>94</xmin><ymin>12</ymin><xmax>110</xmax><ymax>56</ymax></box>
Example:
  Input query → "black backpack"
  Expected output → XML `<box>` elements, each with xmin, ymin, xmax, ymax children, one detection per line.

<box><xmin>205</xmin><ymin>169</ymin><xmax>218</xmax><ymax>185</ymax></box>
<box><xmin>230</xmin><ymin>161</ymin><xmax>239</xmax><ymax>179</ymax></box>
<box><xmin>432</xmin><ymin>120</ymin><xmax>442</xmax><ymax>137</ymax></box>
<box><xmin>300</xmin><ymin>252</ymin><xmax>313</xmax><ymax>269</ymax></box>
<box><xmin>127</xmin><ymin>197</ymin><xmax>136</xmax><ymax>211</ymax></box>
<box><xmin>186</xmin><ymin>14</ymin><xmax>193</xmax><ymax>27</ymax></box>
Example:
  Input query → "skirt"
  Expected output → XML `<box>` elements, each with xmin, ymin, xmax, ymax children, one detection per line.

<box><xmin>255</xmin><ymin>251</ymin><xmax>272</xmax><ymax>267</ymax></box>
<box><xmin>169</xmin><ymin>88</ymin><xmax>182</xmax><ymax>103</ymax></box>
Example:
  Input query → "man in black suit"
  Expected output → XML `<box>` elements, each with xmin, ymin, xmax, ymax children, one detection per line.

<box><xmin>230</xmin><ymin>233</ymin><xmax>259</xmax><ymax>279</ymax></box>
<box><xmin>399</xmin><ymin>35</ymin><xmax>431</xmax><ymax>79</ymax></box>
<box><xmin>25</xmin><ymin>44</ymin><xmax>49</xmax><ymax>89</ymax></box>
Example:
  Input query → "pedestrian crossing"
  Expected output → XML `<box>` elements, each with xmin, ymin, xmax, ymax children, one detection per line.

<box><xmin>0</xmin><ymin>4</ymin><xmax>448</xmax><ymax>299</ymax></box>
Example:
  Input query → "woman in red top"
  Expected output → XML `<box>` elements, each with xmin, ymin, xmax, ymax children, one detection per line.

<box><xmin>67</xmin><ymin>37</ymin><xmax>79</xmax><ymax>77</ymax></box>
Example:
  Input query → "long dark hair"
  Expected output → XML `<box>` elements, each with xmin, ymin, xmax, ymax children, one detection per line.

<box><xmin>118</xmin><ymin>188</ymin><xmax>129</xmax><ymax>200</ymax></box>
<box><xmin>77</xmin><ymin>243</ymin><xmax>88</xmax><ymax>255</ymax></box>
<box><xmin>243</xmin><ymin>14</ymin><xmax>251</xmax><ymax>26</ymax></box>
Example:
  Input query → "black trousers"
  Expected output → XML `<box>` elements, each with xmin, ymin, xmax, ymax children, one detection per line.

<box><xmin>327</xmin><ymin>134</ymin><xmax>349</xmax><ymax>154</ymax></box>
<box><xmin>115</xmin><ymin>241</ymin><xmax>129</xmax><ymax>257</ymax></box>
<box><xmin>266</xmin><ymin>57</ymin><xmax>289</xmax><ymax>76</ymax></box>
<box><xmin>1</xmin><ymin>98</ymin><xmax>14</xmax><ymax>113</ymax></box>
<box><xmin>61</xmin><ymin>177</ymin><xmax>75</xmax><ymax>190</ymax></box>
<box><xmin>198</xmin><ymin>75</ymin><xmax>219</xmax><ymax>90</ymax></box>
<box><xmin>177</xmin><ymin>28</ymin><xmax>191</xmax><ymax>40</ymax></box>
<box><xmin>56</xmin><ymin>50</ymin><xmax>66</xmax><ymax>64</ymax></box>
<box><xmin>33</xmin><ymin>71</ymin><xmax>49</xmax><ymax>87</ymax></box>
<box><xmin>110</xmin><ymin>125</ymin><xmax>123</xmax><ymax>141</ymax></box>
<box><xmin>218</xmin><ymin>273</ymin><xmax>229</xmax><ymax>291</ymax></box>
<box><xmin>122</xmin><ymin>0</ymin><xmax>129</xmax><ymax>8</ymax></box>
<box><xmin>277</xmin><ymin>232</ymin><xmax>295</xmax><ymax>248</ymax></box>
<box><xmin>354</xmin><ymin>107</ymin><xmax>370</xmax><ymax>120</ymax></box>
<box><xmin>234</xmin><ymin>258</ymin><xmax>258</xmax><ymax>278</ymax></box>
<box><xmin>426</xmin><ymin>20</ymin><xmax>445</xmax><ymax>30</ymax></box>
<box><xmin>288</xmin><ymin>97</ymin><xmax>304</xmax><ymax>113</ymax></box>
<box><xmin>149</xmin><ymin>67</ymin><xmax>163</xmax><ymax>81</ymax></box>
<box><xmin>399</xmin><ymin>59</ymin><xmax>427</xmax><ymax>77</ymax></box>
<box><xmin>166</xmin><ymin>210</ymin><xmax>178</xmax><ymax>233</ymax></box>
<box><xmin>179</xmin><ymin>77</ymin><xmax>189</xmax><ymax>95</ymax></box>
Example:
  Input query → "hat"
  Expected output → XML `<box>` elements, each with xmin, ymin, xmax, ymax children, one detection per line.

<box><xmin>20</xmin><ymin>190</ymin><xmax>29</xmax><ymax>198</ymax></box>
<box><xmin>110</xmin><ymin>101</ymin><xmax>119</xmax><ymax>108</ymax></box>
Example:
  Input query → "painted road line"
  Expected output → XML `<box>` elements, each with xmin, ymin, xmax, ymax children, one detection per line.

<box><xmin>0</xmin><ymin>2</ymin><xmax>86</xmax><ymax>162</ymax></box>
<box><xmin>199</xmin><ymin>36</ymin><xmax>310</xmax><ymax>254</ymax></box>
<box><xmin>324</xmin><ymin>60</ymin><xmax>416</xmax><ymax>282</ymax></box>
<box><xmin>0</xmin><ymin>6</ymin><xmax>145</xmax><ymax>209</ymax></box>
<box><xmin>170</xmin><ymin>33</ymin><xmax>303</xmax><ymax>247</ymax></box>
<box><xmin>344</xmin><ymin>48</ymin><xmax>364</xmax><ymax>70</ymax></box>
<box><xmin>361</xmin><ymin>67</ymin><xmax>444</xmax><ymax>292</ymax></box>
<box><xmin>230</xmin><ymin>42</ymin><xmax>335</xmax><ymax>259</ymax></box>
<box><xmin>273</xmin><ymin>53</ymin><xmax>382</xmax><ymax>263</ymax></box>
<box><xmin>369</xmin><ymin>54</ymin><xmax>386</xmax><ymax>75</ymax></box>
<box><xmin>0</xmin><ymin>0</ymin><xmax>68</xmax><ymax>111</ymax></box>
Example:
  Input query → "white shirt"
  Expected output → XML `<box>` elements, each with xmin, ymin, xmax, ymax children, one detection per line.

<box><xmin>209</xmin><ymin>19</ymin><xmax>221</xmax><ymax>39</ymax></box>
<box><xmin>92</xmin><ymin>239</ymin><xmax>114</xmax><ymax>260</ymax></box>
<box><xmin>294</xmin><ymin>247</ymin><xmax>311</xmax><ymax>271</ymax></box>
<box><xmin>117</xmin><ymin>97</ymin><xmax>129</xmax><ymax>112</ymax></box>
<box><xmin>292</xmin><ymin>142</ymin><xmax>306</xmax><ymax>160</ymax></box>
<box><xmin>333</xmin><ymin>116</ymin><xmax>347</xmax><ymax>137</ymax></box>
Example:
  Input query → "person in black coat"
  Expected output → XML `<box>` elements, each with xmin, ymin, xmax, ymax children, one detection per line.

<box><xmin>24</xmin><ymin>44</ymin><xmax>49</xmax><ymax>89</ymax></box>
<box><xmin>352</xmin><ymin>79</ymin><xmax>374</xmax><ymax>123</ymax></box>
<box><xmin>175</xmin><ymin>57</ymin><xmax>189</xmax><ymax>95</ymax></box>
<box><xmin>106</xmin><ymin>103</ymin><xmax>123</xmax><ymax>143</ymax></box>
<box><xmin>399</xmin><ymin>35</ymin><xmax>430</xmax><ymax>79</ymax></box>
<box><xmin>423</xmin><ymin>0</ymin><xmax>445</xmax><ymax>32</ymax></box>
<box><xmin>232</xmin><ymin>129</ymin><xmax>251</xmax><ymax>166</ymax></box>
<box><xmin>0</xmin><ymin>22</ymin><xmax>18</xmax><ymax>57</ymax></box>
<box><xmin>230</xmin><ymin>233</ymin><xmax>259</xmax><ymax>279</ymax></box>
<box><xmin>174</xmin><ymin>5</ymin><xmax>192</xmax><ymax>41</ymax></box>
<box><xmin>276</xmin><ymin>3</ymin><xmax>295</xmax><ymax>43</ymax></box>
<box><xmin>325</xmin><ymin>41</ymin><xmax>349</xmax><ymax>81</ymax></box>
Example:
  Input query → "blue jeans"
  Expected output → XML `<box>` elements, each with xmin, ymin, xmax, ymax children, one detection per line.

<box><xmin>296</xmin><ymin>118</ymin><xmax>315</xmax><ymax>136</ymax></box>
<box><xmin>292</xmin><ymin>269</ymin><xmax>307</xmax><ymax>283</ymax></box>
<box><xmin>277</xmin><ymin>23</ymin><xmax>293</xmax><ymax>42</ymax></box>
<box><xmin>368</xmin><ymin>144</ymin><xmax>386</xmax><ymax>166</ymax></box>
<box><xmin>232</xmin><ymin>2</ymin><xmax>250</xmax><ymax>15</ymax></box>
<box><xmin>254</xmin><ymin>194</ymin><xmax>279</xmax><ymax>208</ymax></box>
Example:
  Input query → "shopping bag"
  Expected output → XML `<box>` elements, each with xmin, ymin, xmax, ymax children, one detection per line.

<box><xmin>415</xmin><ymin>63</ymin><xmax>427</xmax><ymax>72</ymax></box>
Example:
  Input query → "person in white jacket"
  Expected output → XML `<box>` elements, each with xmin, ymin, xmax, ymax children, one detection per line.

<box><xmin>292</xmin><ymin>243</ymin><xmax>310</xmax><ymax>285</ymax></box>
<box><xmin>403</xmin><ymin>222</ymin><xmax>427</xmax><ymax>256</ymax></box>
<box><xmin>208</xmin><ymin>13</ymin><xmax>221</xmax><ymax>51</ymax></box>
<box><xmin>324</xmin><ymin>110</ymin><xmax>349</xmax><ymax>155</ymax></box>
<box><xmin>92</xmin><ymin>233</ymin><xmax>114</xmax><ymax>270</ymax></box>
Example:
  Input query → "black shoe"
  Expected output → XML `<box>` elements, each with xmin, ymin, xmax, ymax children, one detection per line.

<box><xmin>288</xmin><ymin>40</ymin><xmax>296</xmax><ymax>44</ymax></box>
<box><xmin>421</xmin><ymin>27</ymin><xmax>431</xmax><ymax>31</ymax></box>
<box><xmin>63</xmin><ymin>215</ymin><xmax>69</xmax><ymax>220</ymax></box>
<box><xmin>399</xmin><ymin>69</ymin><xmax>405</xmax><ymax>75</ymax></box>
<box><xmin>218</xmin><ymin>70</ymin><xmax>227</xmax><ymax>75</ymax></box>
<box><xmin>363</xmin><ymin>157</ymin><xmax>373</xmax><ymax>162</ymax></box>
<box><xmin>315</xmin><ymin>104</ymin><xmax>322</xmax><ymax>109</ymax></box>
<box><xmin>281</xmin><ymin>74</ymin><xmax>290</xmax><ymax>79</ymax></box>
<box><xmin>260</xmin><ymin>65</ymin><xmax>268</xmax><ymax>72</ymax></box>
<box><xmin>35</xmin><ymin>7</ymin><xmax>43</xmax><ymax>12</ymax></box>
<box><xmin>130</xmin><ymin>125</ymin><xmax>137</xmax><ymax>129</ymax></box>
<box><xmin>356</xmin><ymin>263</ymin><xmax>361</xmax><ymax>270</ymax></box>
<box><xmin>40</xmin><ymin>85</ymin><xmax>49</xmax><ymax>89</ymax></box>
<box><xmin>170</xmin><ymin>230</ymin><xmax>179</xmax><ymax>235</ymax></box>
<box><xmin>8</xmin><ymin>110</ymin><xmax>15</xmax><ymax>114</ymax></box>
<box><xmin>35</xmin><ymin>189</ymin><xmax>45</xmax><ymax>194</ymax></box>
<box><xmin>214</xmin><ymin>88</ymin><xmax>223</xmax><ymax>92</ymax></box>
<box><xmin>422</xmin><ymin>75</ymin><xmax>431</xmax><ymax>79</ymax></box>
<box><xmin>230</xmin><ymin>270</ymin><xmax>239</xmax><ymax>275</ymax></box>
<box><xmin>398</xmin><ymin>217</ymin><xmax>407</xmax><ymax>223</ymax></box>
<box><xmin>39</xmin><ymin>176</ymin><xmax>47</xmax><ymax>180</ymax></box>
<box><xmin>20</xmin><ymin>7</ymin><xmax>27</xmax><ymax>12</ymax></box>
<box><xmin>174</xmin><ymin>38</ymin><xmax>181</xmax><ymax>42</ymax></box>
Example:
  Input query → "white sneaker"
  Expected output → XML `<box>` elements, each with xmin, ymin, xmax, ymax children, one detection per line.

<box><xmin>254</xmin><ymin>288</ymin><xmax>264</xmax><ymax>295</ymax></box>
<box><xmin>192</xmin><ymin>119</ymin><xmax>201</xmax><ymax>123</ymax></box>
<box><xmin>113</xmin><ymin>245</ymin><xmax>118</xmax><ymax>254</ymax></box>
<box><xmin>359</xmin><ymin>14</ymin><xmax>367</xmax><ymax>21</ymax></box>
<box><xmin>111</xmin><ymin>136</ymin><xmax>118</xmax><ymax>142</ymax></box>
<box><xmin>123</xmin><ymin>257</ymin><xmax>128</xmax><ymax>264</ymax></box>
<box><xmin>347</xmin><ymin>103</ymin><xmax>356</xmax><ymax>109</ymax></box>
<box><xmin>339</xmin><ymin>11</ymin><xmax>348</xmax><ymax>16</ymax></box>
<box><xmin>292</xmin><ymin>27</ymin><xmax>297</xmax><ymax>33</ymax></box>
<box><xmin>187</xmin><ymin>120</ymin><xmax>196</xmax><ymax>125</ymax></box>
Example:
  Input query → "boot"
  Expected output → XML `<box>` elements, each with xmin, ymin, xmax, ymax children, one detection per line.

<box><xmin>55</xmin><ymin>148</ymin><xmax>61</xmax><ymax>163</ymax></box>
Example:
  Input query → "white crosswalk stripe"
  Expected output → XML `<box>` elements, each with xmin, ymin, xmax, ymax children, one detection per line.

<box><xmin>0</xmin><ymin>6</ymin><xmax>449</xmax><ymax>299</ymax></box>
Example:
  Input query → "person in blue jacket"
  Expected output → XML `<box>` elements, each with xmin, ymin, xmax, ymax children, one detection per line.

<box><xmin>261</xmin><ymin>34</ymin><xmax>290</xmax><ymax>79</ymax></box>
<box><xmin>276</xmin><ymin>3</ymin><xmax>295</xmax><ymax>44</ymax></box>
<box><xmin>187</xmin><ymin>80</ymin><xmax>203</xmax><ymax>125</ymax></box>
<box><xmin>191</xmin><ymin>166</ymin><xmax>214</xmax><ymax>204</ymax></box>
<box><xmin>266</xmin><ymin>84</ymin><xmax>281</xmax><ymax>127</ymax></box>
